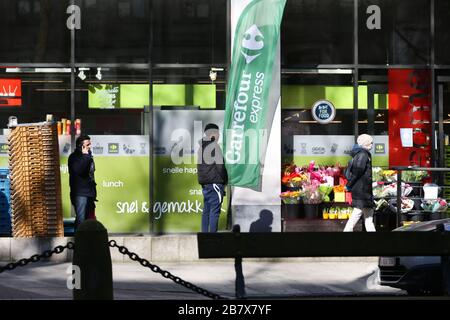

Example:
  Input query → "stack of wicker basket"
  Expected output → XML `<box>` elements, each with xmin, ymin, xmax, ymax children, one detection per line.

<box><xmin>8</xmin><ymin>122</ymin><xmax>63</xmax><ymax>237</ymax></box>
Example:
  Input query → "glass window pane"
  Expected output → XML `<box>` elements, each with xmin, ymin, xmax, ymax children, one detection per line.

<box><xmin>73</xmin><ymin>66</ymin><xmax>150</xmax><ymax>233</ymax></box>
<box><xmin>358</xmin><ymin>0</ymin><xmax>430</xmax><ymax>65</ymax></box>
<box><xmin>0</xmin><ymin>70</ymin><xmax>71</xmax><ymax>125</ymax></box>
<box><xmin>435</xmin><ymin>0</ymin><xmax>450</xmax><ymax>65</ymax></box>
<box><xmin>152</xmin><ymin>0</ymin><xmax>226</xmax><ymax>64</ymax></box>
<box><xmin>75</xmin><ymin>67</ymin><xmax>149</xmax><ymax>134</ymax></box>
<box><xmin>281</xmin><ymin>0</ymin><xmax>354</xmax><ymax>66</ymax></box>
<box><xmin>75</xmin><ymin>0</ymin><xmax>150</xmax><ymax>63</ymax></box>
<box><xmin>0</xmin><ymin>0</ymin><xmax>70</xmax><ymax>63</ymax></box>
<box><xmin>152</xmin><ymin>67</ymin><xmax>226</xmax><ymax>109</ymax></box>
<box><xmin>0</xmin><ymin>69</ymin><xmax>72</xmax><ymax>222</ymax></box>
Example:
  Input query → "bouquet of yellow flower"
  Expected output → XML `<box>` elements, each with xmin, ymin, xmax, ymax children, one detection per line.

<box><xmin>302</xmin><ymin>180</ymin><xmax>322</xmax><ymax>204</ymax></box>
<box><xmin>333</xmin><ymin>185</ymin><xmax>345</xmax><ymax>193</ymax></box>
<box><xmin>280</xmin><ymin>190</ymin><xmax>302</xmax><ymax>204</ymax></box>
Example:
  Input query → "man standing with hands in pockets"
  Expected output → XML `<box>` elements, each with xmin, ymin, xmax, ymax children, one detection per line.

<box><xmin>197</xmin><ymin>123</ymin><xmax>228</xmax><ymax>232</ymax></box>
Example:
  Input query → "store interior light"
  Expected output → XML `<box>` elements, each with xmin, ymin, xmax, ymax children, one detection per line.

<box><xmin>5</xmin><ymin>67</ymin><xmax>71</xmax><ymax>73</ymax></box>
<box><xmin>298</xmin><ymin>120</ymin><xmax>342</xmax><ymax>124</ymax></box>
<box><xmin>95</xmin><ymin>67</ymin><xmax>102</xmax><ymax>80</ymax></box>
<box><xmin>282</xmin><ymin>69</ymin><xmax>353</xmax><ymax>75</ymax></box>
<box><xmin>209</xmin><ymin>70</ymin><xmax>217</xmax><ymax>81</ymax></box>
<box><xmin>78</xmin><ymin>67</ymin><xmax>89</xmax><ymax>80</ymax></box>
<box><xmin>78</xmin><ymin>70</ymin><xmax>86</xmax><ymax>80</ymax></box>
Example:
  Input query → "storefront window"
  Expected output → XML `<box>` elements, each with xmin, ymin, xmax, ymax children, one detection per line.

<box><xmin>0</xmin><ymin>68</ymin><xmax>72</xmax><ymax>229</ymax></box>
<box><xmin>0</xmin><ymin>0</ymin><xmax>70</xmax><ymax>63</ymax></box>
<box><xmin>358</xmin><ymin>69</ymin><xmax>389</xmax><ymax>137</ymax></box>
<box><xmin>435</xmin><ymin>0</ymin><xmax>450</xmax><ymax>65</ymax></box>
<box><xmin>358</xmin><ymin>0</ymin><xmax>430</xmax><ymax>65</ymax></box>
<box><xmin>71</xmin><ymin>66</ymin><xmax>150</xmax><ymax>232</ymax></box>
<box><xmin>150</xmin><ymin>66</ymin><xmax>228</xmax><ymax>233</ymax></box>
<box><xmin>436</xmin><ymin>70</ymin><xmax>450</xmax><ymax>169</ymax></box>
<box><xmin>0</xmin><ymin>69</ymin><xmax>71</xmax><ymax>126</ymax></box>
<box><xmin>75</xmin><ymin>0</ymin><xmax>150</xmax><ymax>63</ymax></box>
<box><xmin>281</xmin><ymin>0</ymin><xmax>354</xmax><ymax>66</ymax></box>
<box><xmin>152</xmin><ymin>0</ymin><xmax>227</xmax><ymax>64</ymax></box>
<box><xmin>281</xmin><ymin>72</ymin><xmax>354</xmax><ymax>167</ymax></box>
<box><xmin>152</xmin><ymin>66</ymin><xmax>226</xmax><ymax>110</ymax></box>
<box><xmin>358</xmin><ymin>69</ymin><xmax>389</xmax><ymax>167</ymax></box>
<box><xmin>74</xmin><ymin>67</ymin><xmax>149</xmax><ymax>134</ymax></box>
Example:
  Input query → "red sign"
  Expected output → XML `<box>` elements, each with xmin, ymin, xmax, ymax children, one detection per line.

<box><xmin>388</xmin><ymin>69</ymin><xmax>431</xmax><ymax>167</ymax></box>
<box><xmin>0</xmin><ymin>79</ymin><xmax>22</xmax><ymax>107</ymax></box>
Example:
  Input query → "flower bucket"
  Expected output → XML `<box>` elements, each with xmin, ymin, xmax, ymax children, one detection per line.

<box><xmin>283</xmin><ymin>204</ymin><xmax>300</xmax><ymax>219</ymax></box>
<box><xmin>303</xmin><ymin>204</ymin><xmax>319</xmax><ymax>219</ymax></box>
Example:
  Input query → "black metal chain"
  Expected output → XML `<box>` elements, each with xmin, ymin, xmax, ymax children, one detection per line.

<box><xmin>0</xmin><ymin>242</ymin><xmax>75</xmax><ymax>274</ymax></box>
<box><xmin>108</xmin><ymin>240</ymin><xmax>227</xmax><ymax>300</ymax></box>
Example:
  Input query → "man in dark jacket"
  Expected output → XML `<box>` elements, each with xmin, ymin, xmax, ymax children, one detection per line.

<box><xmin>68</xmin><ymin>134</ymin><xmax>97</xmax><ymax>229</ymax></box>
<box><xmin>197</xmin><ymin>123</ymin><xmax>228</xmax><ymax>232</ymax></box>
<box><xmin>344</xmin><ymin>134</ymin><xmax>376</xmax><ymax>232</ymax></box>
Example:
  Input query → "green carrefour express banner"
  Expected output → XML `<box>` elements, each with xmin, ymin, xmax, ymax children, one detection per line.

<box><xmin>224</xmin><ymin>0</ymin><xmax>286</xmax><ymax>188</ymax></box>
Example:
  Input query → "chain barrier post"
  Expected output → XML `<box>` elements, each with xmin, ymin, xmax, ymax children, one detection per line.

<box><xmin>0</xmin><ymin>242</ymin><xmax>73</xmax><ymax>274</ymax></box>
<box><xmin>109</xmin><ymin>240</ymin><xmax>226</xmax><ymax>300</ymax></box>
<box><xmin>233</xmin><ymin>224</ymin><xmax>246</xmax><ymax>299</ymax></box>
<box><xmin>73</xmin><ymin>220</ymin><xmax>113</xmax><ymax>300</ymax></box>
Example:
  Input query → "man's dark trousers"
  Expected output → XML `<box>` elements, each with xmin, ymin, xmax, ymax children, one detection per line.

<box><xmin>201</xmin><ymin>183</ymin><xmax>224</xmax><ymax>232</ymax></box>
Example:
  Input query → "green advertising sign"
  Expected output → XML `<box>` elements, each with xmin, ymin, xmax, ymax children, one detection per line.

<box><xmin>224</xmin><ymin>0</ymin><xmax>286</xmax><ymax>188</ymax></box>
<box><xmin>60</xmin><ymin>134</ymin><xmax>227</xmax><ymax>233</ymax></box>
<box><xmin>152</xmin><ymin>110</ymin><xmax>228</xmax><ymax>233</ymax></box>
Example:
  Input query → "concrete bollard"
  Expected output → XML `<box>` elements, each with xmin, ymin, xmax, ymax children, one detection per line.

<box><xmin>72</xmin><ymin>220</ymin><xmax>113</xmax><ymax>300</ymax></box>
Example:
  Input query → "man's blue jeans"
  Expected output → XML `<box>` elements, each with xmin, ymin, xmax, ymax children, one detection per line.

<box><xmin>73</xmin><ymin>196</ymin><xmax>95</xmax><ymax>228</ymax></box>
<box><xmin>201</xmin><ymin>184</ymin><xmax>225</xmax><ymax>232</ymax></box>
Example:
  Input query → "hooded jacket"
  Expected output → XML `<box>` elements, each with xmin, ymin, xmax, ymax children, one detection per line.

<box><xmin>346</xmin><ymin>144</ymin><xmax>373</xmax><ymax>208</ymax></box>
<box><xmin>197</xmin><ymin>138</ymin><xmax>228</xmax><ymax>185</ymax></box>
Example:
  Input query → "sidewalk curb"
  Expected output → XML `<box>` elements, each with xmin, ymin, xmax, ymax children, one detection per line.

<box><xmin>0</xmin><ymin>235</ymin><xmax>379</xmax><ymax>263</ymax></box>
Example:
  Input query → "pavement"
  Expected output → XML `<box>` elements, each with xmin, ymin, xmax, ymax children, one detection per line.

<box><xmin>0</xmin><ymin>259</ymin><xmax>405</xmax><ymax>300</ymax></box>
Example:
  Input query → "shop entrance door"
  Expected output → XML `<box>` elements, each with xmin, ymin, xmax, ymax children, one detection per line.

<box><xmin>437</xmin><ymin>76</ymin><xmax>450</xmax><ymax>168</ymax></box>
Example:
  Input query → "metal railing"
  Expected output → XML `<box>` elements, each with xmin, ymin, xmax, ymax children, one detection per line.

<box><xmin>392</xmin><ymin>166</ymin><xmax>450</xmax><ymax>228</ymax></box>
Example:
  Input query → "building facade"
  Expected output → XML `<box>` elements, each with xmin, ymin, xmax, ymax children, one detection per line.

<box><xmin>0</xmin><ymin>0</ymin><xmax>449</xmax><ymax>233</ymax></box>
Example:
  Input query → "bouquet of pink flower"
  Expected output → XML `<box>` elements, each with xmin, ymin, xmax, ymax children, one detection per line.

<box><xmin>302</xmin><ymin>179</ymin><xmax>322</xmax><ymax>204</ymax></box>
